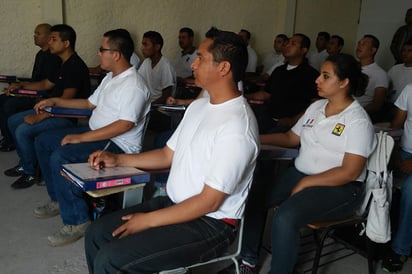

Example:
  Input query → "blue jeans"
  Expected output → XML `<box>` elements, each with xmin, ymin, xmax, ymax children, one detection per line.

<box><xmin>35</xmin><ymin>127</ymin><xmax>124</xmax><ymax>225</ymax></box>
<box><xmin>8</xmin><ymin>109</ymin><xmax>74</xmax><ymax>175</ymax></box>
<box><xmin>85</xmin><ymin>196</ymin><xmax>236</xmax><ymax>274</ymax></box>
<box><xmin>391</xmin><ymin>149</ymin><xmax>412</xmax><ymax>256</ymax></box>
<box><xmin>241</xmin><ymin>165</ymin><xmax>364</xmax><ymax>274</ymax></box>
<box><xmin>0</xmin><ymin>95</ymin><xmax>36</xmax><ymax>144</ymax></box>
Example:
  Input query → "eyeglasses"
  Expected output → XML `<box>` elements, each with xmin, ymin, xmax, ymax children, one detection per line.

<box><xmin>99</xmin><ymin>47</ymin><xmax>118</xmax><ymax>53</ymax></box>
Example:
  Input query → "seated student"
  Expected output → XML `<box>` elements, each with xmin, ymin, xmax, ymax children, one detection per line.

<box><xmin>260</xmin><ymin>34</ymin><xmax>288</xmax><ymax>81</ymax></box>
<box><xmin>0</xmin><ymin>23</ymin><xmax>61</xmax><ymax>152</ymax></box>
<box><xmin>226</xmin><ymin>54</ymin><xmax>377</xmax><ymax>274</ymax></box>
<box><xmin>4</xmin><ymin>24</ymin><xmax>91</xmax><ymax>189</ymax></box>
<box><xmin>32</xmin><ymin>28</ymin><xmax>151</xmax><ymax>247</ymax></box>
<box><xmin>326</xmin><ymin>34</ymin><xmax>344</xmax><ymax>56</ymax></box>
<box><xmin>381</xmin><ymin>83</ymin><xmax>412</xmax><ymax>272</ymax></box>
<box><xmin>173</xmin><ymin>27</ymin><xmax>197</xmax><ymax>85</ymax></box>
<box><xmin>138</xmin><ymin>30</ymin><xmax>176</xmax><ymax>104</ymax></box>
<box><xmin>388</xmin><ymin>38</ymin><xmax>412</xmax><ymax>102</ymax></box>
<box><xmin>244</xmin><ymin>33</ymin><xmax>319</xmax><ymax>134</ymax></box>
<box><xmin>355</xmin><ymin>34</ymin><xmax>389</xmax><ymax>122</ymax></box>
<box><xmin>84</xmin><ymin>27</ymin><xmax>259</xmax><ymax>274</ymax></box>
<box><xmin>239</xmin><ymin>29</ymin><xmax>258</xmax><ymax>73</ymax></box>
<box><xmin>308</xmin><ymin>31</ymin><xmax>330</xmax><ymax>71</ymax></box>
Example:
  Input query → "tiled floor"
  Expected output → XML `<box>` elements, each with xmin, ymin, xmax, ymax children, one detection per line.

<box><xmin>0</xmin><ymin>136</ymin><xmax>411</xmax><ymax>273</ymax></box>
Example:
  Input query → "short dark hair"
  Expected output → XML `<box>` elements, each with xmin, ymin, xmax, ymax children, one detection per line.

<box><xmin>103</xmin><ymin>28</ymin><xmax>135</xmax><ymax>61</ymax></box>
<box><xmin>239</xmin><ymin>29</ymin><xmax>251</xmax><ymax>40</ymax></box>
<box><xmin>276</xmin><ymin>34</ymin><xmax>288</xmax><ymax>42</ymax></box>
<box><xmin>179</xmin><ymin>27</ymin><xmax>194</xmax><ymax>38</ymax></box>
<box><xmin>205</xmin><ymin>27</ymin><xmax>248</xmax><ymax>83</ymax></box>
<box><xmin>294</xmin><ymin>33</ymin><xmax>311</xmax><ymax>50</ymax></box>
<box><xmin>404</xmin><ymin>38</ymin><xmax>412</xmax><ymax>47</ymax></box>
<box><xmin>327</xmin><ymin>53</ymin><xmax>368</xmax><ymax>97</ymax></box>
<box><xmin>318</xmin><ymin>31</ymin><xmax>330</xmax><ymax>41</ymax></box>
<box><xmin>363</xmin><ymin>34</ymin><xmax>380</xmax><ymax>50</ymax></box>
<box><xmin>143</xmin><ymin>31</ymin><xmax>164</xmax><ymax>50</ymax></box>
<box><xmin>50</xmin><ymin>24</ymin><xmax>76</xmax><ymax>51</ymax></box>
<box><xmin>331</xmin><ymin>35</ymin><xmax>345</xmax><ymax>47</ymax></box>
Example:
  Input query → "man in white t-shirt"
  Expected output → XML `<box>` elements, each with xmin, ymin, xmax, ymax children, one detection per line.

<box><xmin>383</xmin><ymin>82</ymin><xmax>412</xmax><ymax>272</ymax></box>
<box><xmin>308</xmin><ymin>31</ymin><xmax>330</xmax><ymax>71</ymax></box>
<box><xmin>138</xmin><ymin>31</ymin><xmax>176</xmax><ymax>104</ymax></box>
<box><xmin>388</xmin><ymin>38</ymin><xmax>412</xmax><ymax>102</ymax></box>
<box><xmin>84</xmin><ymin>27</ymin><xmax>259</xmax><ymax>274</ymax></box>
<box><xmin>173</xmin><ymin>27</ymin><xmax>197</xmax><ymax>84</ymax></box>
<box><xmin>260</xmin><ymin>34</ymin><xmax>288</xmax><ymax>81</ymax></box>
<box><xmin>239</xmin><ymin>29</ymin><xmax>258</xmax><ymax>73</ymax></box>
<box><xmin>355</xmin><ymin>34</ymin><xmax>389</xmax><ymax>122</ymax></box>
<box><xmin>31</xmin><ymin>29</ymin><xmax>151</xmax><ymax>247</ymax></box>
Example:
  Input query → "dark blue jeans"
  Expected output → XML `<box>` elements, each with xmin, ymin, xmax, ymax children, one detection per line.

<box><xmin>391</xmin><ymin>149</ymin><xmax>412</xmax><ymax>256</ymax></box>
<box><xmin>0</xmin><ymin>94</ymin><xmax>36</xmax><ymax>144</ymax></box>
<box><xmin>34</xmin><ymin>127</ymin><xmax>124</xmax><ymax>225</ymax></box>
<box><xmin>85</xmin><ymin>196</ymin><xmax>236</xmax><ymax>274</ymax></box>
<box><xmin>8</xmin><ymin>109</ymin><xmax>74</xmax><ymax>175</ymax></box>
<box><xmin>241</xmin><ymin>165</ymin><xmax>364</xmax><ymax>274</ymax></box>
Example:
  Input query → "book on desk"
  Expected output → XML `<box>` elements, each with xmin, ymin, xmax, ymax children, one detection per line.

<box><xmin>9</xmin><ymin>88</ymin><xmax>49</xmax><ymax>97</ymax></box>
<box><xmin>61</xmin><ymin>163</ymin><xmax>150</xmax><ymax>191</ymax></box>
<box><xmin>0</xmin><ymin>75</ymin><xmax>17</xmax><ymax>82</ymax></box>
<box><xmin>42</xmin><ymin>106</ymin><xmax>92</xmax><ymax>118</ymax></box>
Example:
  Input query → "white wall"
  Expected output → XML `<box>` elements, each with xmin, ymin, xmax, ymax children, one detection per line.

<box><xmin>357</xmin><ymin>0</ymin><xmax>411</xmax><ymax>70</ymax></box>
<box><xmin>1</xmin><ymin>0</ymin><xmax>410</xmax><ymax>77</ymax></box>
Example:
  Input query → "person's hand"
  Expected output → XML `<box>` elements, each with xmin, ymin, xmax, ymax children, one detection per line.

<box><xmin>112</xmin><ymin>212</ymin><xmax>150</xmax><ymax>239</ymax></box>
<box><xmin>23</xmin><ymin>112</ymin><xmax>50</xmax><ymax>125</ymax></box>
<box><xmin>290</xmin><ymin>183</ymin><xmax>305</xmax><ymax>196</ymax></box>
<box><xmin>88</xmin><ymin>150</ymin><xmax>118</xmax><ymax>170</ymax></box>
<box><xmin>61</xmin><ymin>134</ymin><xmax>82</xmax><ymax>146</ymax></box>
<box><xmin>5</xmin><ymin>83</ymin><xmax>23</xmax><ymax>95</ymax></box>
<box><xmin>34</xmin><ymin>98</ymin><xmax>55</xmax><ymax>114</ymax></box>
<box><xmin>166</xmin><ymin>96</ymin><xmax>177</xmax><ymax>105</ymax></box>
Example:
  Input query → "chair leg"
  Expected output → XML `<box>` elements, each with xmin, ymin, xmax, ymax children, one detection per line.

<box><xmin>311</xmin><ymin>228</ymin><xmax>333</xmax><ymax>274</ymax></box>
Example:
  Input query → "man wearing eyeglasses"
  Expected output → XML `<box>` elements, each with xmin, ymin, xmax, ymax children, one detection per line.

<box><xmin>4</xmin><ymin>24</ymin><xmax>90</xmax><ymax>189</ymax></box>
<box><xmin>30</xmin><ymin>28</ymin><xmax>151</xmax><ymax>247</ymax></box>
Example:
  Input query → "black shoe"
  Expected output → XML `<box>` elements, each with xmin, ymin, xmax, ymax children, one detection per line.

<box><xmin>382</xmin><ymin>249</ymin><xmax>408</xmax><ymax>273</ymax></box>
<box><xmin>0</xmin><ymin>142</ymin><xmax>16</xmax><ymax>152</ymax></box>
<box><xmin>11</xmin><ymin>174</ymin><xmax>37</xmax><ymax>189</ymax></box>
<box><xmin>4</xmin><ymin>165</ymin><xmax>24</xmax><ymax>177</ymax></box>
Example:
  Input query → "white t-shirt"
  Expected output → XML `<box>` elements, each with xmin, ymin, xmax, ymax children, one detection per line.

<box><xmin>130</xmin><ymin>52</ymin><xmax>140</xmax><ymax>69</ymax></box>
<box><xmin>88</xmin><ymin>67</ymin><xmax>151</xmax><ymax>153</ymax></box>
<box><xmin>173</xmin><ymin>49</ymin><xmax>197</xmax><ymax>78</ymax></box>
<box><xmin>292</xmin><ymin>99</ymin><xmax>376</xmax><ymax>181</ymax></box>
<box><xmin>138</xmin><ymin>56</ymin><xmax>176</xmax><ymax>102</ymax></box>
<box><xmin>394</xmin><ymin>83</ymin><xmax>412</xmax><ymax>153</ymax></box>
<box><xmin>388</xmin><ymin>64</ymin><xmax>412</xmax><ymax>102</ymax></box>
<box><xmin>166</xmin><ymin>96</ymin><xmax>259</xmax><ymax>219</ymax></box>
<box><xmin>262</xmin><ymin>51</ymin><xmax>284</xmax><ymax>74</ymax></box>
<box><xmin>246</xmin><ymin>45</ymin><xmax>258</xmax><ymax>73</ymax></box>
<box><xmin>307</xmin><ymin>49</ymin><xmax>328</xmax><ymax>71</ymax></box>
<box><xmin>356</xmin><ymin>62</ymin><xmax>389</xmax><ymax>107</ymax></box>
